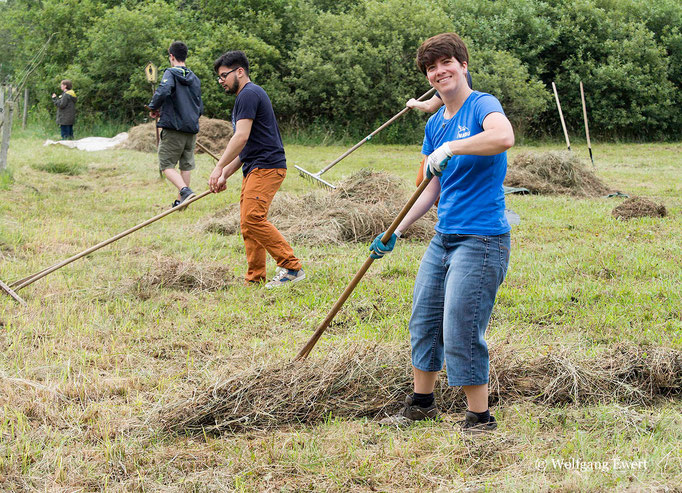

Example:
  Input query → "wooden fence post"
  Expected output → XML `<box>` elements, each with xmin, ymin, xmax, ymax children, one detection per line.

<box><xmin>0</xmin><ymin>86</ymin><xmax>14</xmax><ymax>173</ymax></box>
<box><xmin>23</xmin><ymin>87</ymin><xmax>28</xmax><ymax>129</ymax></box>
<box><xmin>0</xmin><ymin>84</ymin><xmax>4</xmax><ymax>131</ymax></box>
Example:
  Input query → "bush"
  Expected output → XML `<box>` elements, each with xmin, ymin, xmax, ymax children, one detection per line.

<box><xmin>1</xmin><ymin>0</ymin><xmax>679</xmax><ymax>141</ymax></box>
<box><xmin>555</xmin><ymin>22</ymin><xmax>677</xmax><ymax>139</ymax></box>
<box><xmin>281</xmin><ymin>0</ymin><xmax>453</xmax><ymax>142</ymax></box>
<box><xmin>69</xmin><ymin>2</ymin><xmax>188</xmax><ymax>121</ymax></box>
<box><xmin>469</xmin><ymin>48</ymin><xmax>550</xmax><ymax>136</ymax></box>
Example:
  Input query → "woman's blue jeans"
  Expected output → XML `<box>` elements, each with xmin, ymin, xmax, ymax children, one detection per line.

<box><xmin>409</xmin><ymin>231</ymin><xmax>510</xmax><ymax>386</ymax></box>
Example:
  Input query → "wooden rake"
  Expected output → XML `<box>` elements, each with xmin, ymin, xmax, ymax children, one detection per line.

<box><xmin>294</xmin><ymin>176</ymin><xmax>432</xmax><ymax>360</ymax></box>
<box><xmin>2</xmin><ymin>191</ymin><xmax>212</xmax><ymax>302</ymax></box>
<box><xmin>2</xmin><ymin>142</ymin><xmax>220</xmax><ymax>303</ymax></box>
<box><xmin>580</xmin><ymin>81</ymin><xmax>595</xmax><ymax>166</ymax></box>
<box><xmin>551</xmin><ymin>82</ymin><xmax>571</xmax><ymax>152</ymax></box>
<box><xmin>295</xmin><ymin>88</ymin><xmax>436</xmax><ymax>190</ymax></box>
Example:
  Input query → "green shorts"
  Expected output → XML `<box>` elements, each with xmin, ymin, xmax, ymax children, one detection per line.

<box><xmin>158</xmin><ymin>128</ymin><xmax>197</xmax><ymax>171</ymax></box>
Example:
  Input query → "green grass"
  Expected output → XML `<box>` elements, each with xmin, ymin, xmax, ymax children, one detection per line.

<box><xmin>0</xmin><ymin>135</ymin><xmax>680</xmax><ymax>490</ymax></box>
<box><xmin>0</xmin><ymin>169</ymin><xmax>13</xmax><ymax>190</ymax></box>
<box><xmin>32</xmin><ymin>159</ymin><xmax>87</xmax><ymax>175</ymax></box>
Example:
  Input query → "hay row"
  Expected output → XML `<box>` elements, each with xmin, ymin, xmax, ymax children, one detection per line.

<box><xmin>161</xmin><ymin>342</ymin><xmax>681</xmax><ymax>435</ymax></box>
<box><xmin>202</xmin><ymin>169</ymin><xmax>437</xmax><ymax>245</ymax></box>
<box><xmin>505</xmin><ymin>150</ymin><xmax>611</xmax><ymax>196</ymax></box>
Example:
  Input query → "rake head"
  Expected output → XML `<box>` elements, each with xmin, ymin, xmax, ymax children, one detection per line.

<box><xmin>295</xmin><ymin>165</ymin><xmax>336</xmax><ymax>190</ymax></box>
<box><xmin>0</xmin><ymin>279</ymin><xmax>26</xmax><ymax>305</ymax></box>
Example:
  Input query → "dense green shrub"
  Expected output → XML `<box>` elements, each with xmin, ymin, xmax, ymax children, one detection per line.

<box><xmin>469</xmin><ymin>48</ymin><xmax>550</xmax><ymax>136</ymax></box>
<box><xmin>281</xmin><ymin>0</ymin><xmax>453</xmax><ymax>142</ymax></box>
<box><xmin>1</xmin><ymin>0</ymin><xmax>680</xmax><ymax>141</ymax></box>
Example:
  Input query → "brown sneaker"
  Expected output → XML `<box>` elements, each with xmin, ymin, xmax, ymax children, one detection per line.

<box><xmin>379</xmin><ymin>396</ymin><xmax>438</xmax><ymax>426</ymax></box>
<box><xmin>459</xmin><ymin>411</ymin><xmax>497</xmax><ymax>433</ymax></box>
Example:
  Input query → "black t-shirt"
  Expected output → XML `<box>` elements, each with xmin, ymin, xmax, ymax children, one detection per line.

<box><xmin>232</xmin><ymin>82</ymin><xmax>286</xmax><ymax>176</ymax></box>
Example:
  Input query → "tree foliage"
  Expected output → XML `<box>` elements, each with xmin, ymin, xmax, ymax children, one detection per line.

<box><xmin>0</xmin><ymin>0</ymin><xmax>679</xmax><ymax>141</ymax></box>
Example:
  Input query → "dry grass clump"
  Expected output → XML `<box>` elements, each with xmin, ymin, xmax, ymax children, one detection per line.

<box><xmin>161</xmin><ymin>342</ymin><xmax>681</xmax><ymax>434</ymax></box>
<box><xmin>505</xmin><ymin>151</ymin><xmax>611</xmax><ymax>196</ymax></box>
<box><xmin>120</xmin><ymin>116</ymin><xmax>232</xmax><ymax>154</ymax></box>
<box><xmin>611</xmin><ymin>196</ymin><xmax>667</xmax><ymax>220</ymax></box>
<box><xmin>133</xmin><ymin>258</ymin><xmax>237</xmax><ymax>295</ymax></box>
<box><xmin>491</xmin><ymin>344</ymin><xmax>681</xmax><ymax>406</ymax></box>
<box><xmin>202</xmin><ymin>169</ymin><xmax>437</xmax><ymax>244</ymax></box>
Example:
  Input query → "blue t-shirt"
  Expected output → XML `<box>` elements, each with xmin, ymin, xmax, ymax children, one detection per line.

<box><xmin>422</xmin><ymin>91</ymin><xmax>510</xmax><ymax>236</ymax></box>
<box><xmin>232</xmin><ymin>82</ymin><xmax>286</xmax><ymax>176</ymax></box>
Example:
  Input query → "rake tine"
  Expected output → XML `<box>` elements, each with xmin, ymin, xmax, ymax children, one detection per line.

<box><xmin>296</xmin><ymin>87</ymin><xmax>437</xmax><ymax>189</ymax></box>
<box><xmin>294</xmin><ymin>165</ymin><xmax>336</xmax><ymax>190</ymax></box>
<box><xmin>294</xmin><ymin>176</ymin><xmax>432</xmax><ymax>360</ymax></box>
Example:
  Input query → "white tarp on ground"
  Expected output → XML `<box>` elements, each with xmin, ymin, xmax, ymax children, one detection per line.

<box><xmin>43</xmin><ymin>132</ymin><xmax>128</xmax><ymax>152</ymax></box>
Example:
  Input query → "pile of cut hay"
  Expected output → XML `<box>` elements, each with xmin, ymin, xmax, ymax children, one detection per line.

<box><xmin>161</xmin><ymin>342</ymin><xmax>681</xmax><ymax>434</ymax></box>
<box><xmin>612</xmin><ymin>196</ymin><xmax>667</xmax><ymax>220</ymax></box>
<box><xmin>505</xmin><ymin>151</ymin><xmax>611</xmax><ymax>196</ymax></box>
<box><xmin>202</xmin><ymin>169</ymin><xmax>437</xmax><ymax>245</ymax></box>
<box><xmin>120</xmin><ymin>116</ymin><xmax>232</xmax><ymax>155</ymax></box>
<box><xmin>132</xmin><ymin>258</ymin><xmax>236</xmax><ymax>296</ymax></box>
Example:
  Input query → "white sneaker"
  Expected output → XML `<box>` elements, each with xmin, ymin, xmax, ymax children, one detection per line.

<box><xmin>265</xmin><ymin>267</ymin><xmax>306</xmax><ymax>289</ymax></box>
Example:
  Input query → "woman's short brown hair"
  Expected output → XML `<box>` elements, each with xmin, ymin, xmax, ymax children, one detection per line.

<box><xmin>416</xmin><ymin>33</ymin><xmax>469</xmax><ymax>75</ymax></box>
<box><xmin>61</xmin><ymin>79</ymin><xmax>73</xmax><ymax>90</ymax></box>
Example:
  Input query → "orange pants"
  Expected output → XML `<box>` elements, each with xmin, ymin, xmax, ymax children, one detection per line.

<box><xmin>240</xmin><ymin>168</ymin><xmax>302</xmax><ymax>282</ymax></box>
<box><xmin>417</xmin><ymin>157</ymin><xmax>439</xmax><ymax>206</ymax></box>
<box><xmin>416</xmin><ymin>157</ymin><xmax>427</xmax><ymax>188</ymax></box>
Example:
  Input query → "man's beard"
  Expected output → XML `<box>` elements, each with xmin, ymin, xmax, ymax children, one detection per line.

<box><xmin>225</xmin><ymin>79</ymin><xmax>239</xmax><ymax>94</ymax></box>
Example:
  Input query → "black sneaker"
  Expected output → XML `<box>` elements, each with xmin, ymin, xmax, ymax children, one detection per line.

<box><xmin>459</xmin><ymin>410</ymin><xmax>497</xmax><ymax>433</ymax></box>
<box><xmin>379</xmin><ymin>395</ymin><xmax>439</xmax><ymax>426</ymax></box>
<box><xmin>176</xmin><ymin>186</ymin><xmax>195</xmax><ymax>210</ymax></box>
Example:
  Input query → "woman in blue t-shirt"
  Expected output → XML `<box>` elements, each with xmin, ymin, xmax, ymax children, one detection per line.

<box><xmin>373</xmin><ymin>33</ymin><xmax>515</xmax><ymax>432</ymax></box>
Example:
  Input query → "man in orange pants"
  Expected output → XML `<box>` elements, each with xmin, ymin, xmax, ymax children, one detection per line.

<box><xmin>208</xmin><ymin>50</ymin><xmax>304</xmax><ymax>288</ymax></box>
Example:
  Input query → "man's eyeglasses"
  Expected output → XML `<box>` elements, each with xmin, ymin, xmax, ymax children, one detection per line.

<box><xmin>217</xmin><ymin>67</ymin><xmax>238</xmax><ymax>82</ymax></box>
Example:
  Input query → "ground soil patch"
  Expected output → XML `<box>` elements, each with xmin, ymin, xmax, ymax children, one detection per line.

<box><xmin>120</xmin><ymin>116</ymin><xmax>232</xmax><ymax>155</ymax></box>
<box><xmin>161</xmin><ymin>342</ymin><xmax>681</xmax><ymax>434</ymax></box>
<box><xmin>505</xmin><ymin>151</ymin><xmax>611</xmax><ymax>196</ymax></box>
<box><xmin>612</xmin><ymin>196</ymin><xmax>667</xmax><ymax>220</ymax></box>
<box><xmin>202</xmin><ymin>169</ymin><xmax>437</xmax><ymax>245</ymax></box>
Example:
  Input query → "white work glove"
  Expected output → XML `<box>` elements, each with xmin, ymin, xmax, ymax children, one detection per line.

<box><xmin>424</xmin><ymin>142</ymin><xmax>454</xmax><ymax>180</ymax></box>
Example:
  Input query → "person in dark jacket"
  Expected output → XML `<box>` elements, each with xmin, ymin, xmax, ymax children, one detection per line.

<box><xmin>52</xmin><ymin>80</ymin><xmax>77</xmax><ymax>140</ymax></box>
<box><xmin>148</xmin><ymin>41</ymin><xmax>203</xmax><ymax>208</ymax></box>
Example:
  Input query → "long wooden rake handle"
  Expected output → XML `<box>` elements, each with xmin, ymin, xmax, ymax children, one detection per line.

<box><xmin>316</xmin><ymin>88</ymin><xmax>437</xmax><ymax>177</ymax></box>
<box><xmin>294</xmin><ymin>176</ymin><xmax>433</xmax><ymax>360</ymax></box>
<box><xmin>12</xmin><ymin>190</ymin><xmax>212</xmax><ymax>292</ymax></box>
<box><xmin>552</xmin><ymin>82</ymin><xmax>571</xmax><ymax>152</ymax></box>
<box><xmin>579</xmin><ymin>81</ymin><xmax>594</xmax><ymax>166</ymax></box>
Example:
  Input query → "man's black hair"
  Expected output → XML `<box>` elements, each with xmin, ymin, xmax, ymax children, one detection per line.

<box><xmin>169</xmin><ymin>41</ymin><xmax>188</xmax><ymax>62</ymax></box>
<box><xmin>214</xmin><ymin>51</ymin><xmax>249</xmax><ymax>75</ymax></box>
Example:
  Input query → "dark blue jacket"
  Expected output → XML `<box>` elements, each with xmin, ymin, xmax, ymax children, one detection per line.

<box><xmin>148</xmin><ymin>66</ymin><xmax>203</xmax><ymax>134</ymax></box>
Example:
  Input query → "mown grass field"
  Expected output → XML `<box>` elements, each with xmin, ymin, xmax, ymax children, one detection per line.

<box><xmin>0</xmin><ymin>130</ymin><xmax>680</xmax><ymax>491</ymax></box>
